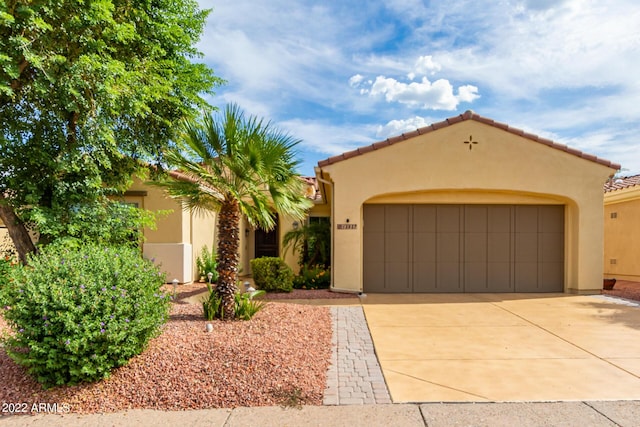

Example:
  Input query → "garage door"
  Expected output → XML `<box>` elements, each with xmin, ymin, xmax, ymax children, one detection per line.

<box><xmin>363</xmin><ymin>204</ymin><xmax>564</xmax><ymax>293</ymax></box>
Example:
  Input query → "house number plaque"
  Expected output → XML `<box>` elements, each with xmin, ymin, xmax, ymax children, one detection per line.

<box><xmin>337</xmin><ymin>224</ymin><xmax>357</xmax><ymax>230</ymax></box>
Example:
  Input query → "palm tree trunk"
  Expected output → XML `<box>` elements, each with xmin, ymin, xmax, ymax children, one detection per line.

<box><xmin>216</xmin><ymin>198</ymin><xmax>240</xmax><ymax>319</ymax></box>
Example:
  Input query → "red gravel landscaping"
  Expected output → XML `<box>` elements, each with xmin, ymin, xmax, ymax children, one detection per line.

<box><xmin>0</xmin><ymin>302</ymin><xmax>332</xmax><ymax>415</ymax></box>
<box><xmin>602</xmin><ymin>280</ymin><xmax>640</xmax><ymax>302</ymax></box>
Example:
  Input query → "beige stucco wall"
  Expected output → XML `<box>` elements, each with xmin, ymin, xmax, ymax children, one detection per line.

<box><xmin>126</xmin><ymin>176</ymin><xmax>195</xmax><ymax>283</ymax></box>
<box><xmin>190</xmin><ymin>210</ymin><xmax>217</xmax><ymax>281</ymax></box>
<box><xmin>604</xmin><ymin>187</ymin><xmax>640</xmax><ymax>281</ymax></box>
<box><xmin>319</xmin><ymin>120</ymin><xmax>615</xmax><ymax>294</ymax></box>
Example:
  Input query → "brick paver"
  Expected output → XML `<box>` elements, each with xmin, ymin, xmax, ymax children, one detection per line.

<box><xmin>323</xmin><ymin>306</ymin><xmax>392</xmax><ymax>405</ymax></box>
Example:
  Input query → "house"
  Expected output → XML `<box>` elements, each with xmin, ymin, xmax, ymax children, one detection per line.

<box><xmin>603</xmin><ymin>175</ymin><xmax>640</xmax><ymax>282</ymax></box>
<box><xmin>314</xmin><ymin>110</ymin><xmax>619</xmax><ymax>294</ymax></box>
<box><xmin>0</xmin><ymin>111</ymin><xmax>621</xmax><ymax>293</ymax></box>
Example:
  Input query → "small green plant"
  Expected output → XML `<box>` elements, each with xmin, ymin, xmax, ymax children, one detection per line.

<box><xmin>202</xmin><ymin>286</ymin><xmax>265</xmax><ymax>321</ymax></box>
<box><xmin>0</xmin><ymin>243</ymin><xmax>170</xmax><ymax>388</ymax></box>
<box><xmin>234</xmin><ymin>290</ymin><xmax>266</xmax><ymax>320</ymax></box>
<box><xmin>274</xmin><ymin>386</ymin><xmax>305</xmax><ymax>410</ymax></box>
<box><xmin>293</xmin><ymin>265</ymin><xmax>330</xmax><ymax>290</ymax></box>
<box><xmin>196</xmin><ymin>245</ymin><xmax>218</xmax><ymax>282</ymax></box>
<box><xmin>202</xmin><ymin>282</ymin><xmax>224</xmax><ymax>321</ymax></box>
<box><xmin>250</xmin><ymin>257</ymin><xmax>293</xmax><ymax>293</ymax></box>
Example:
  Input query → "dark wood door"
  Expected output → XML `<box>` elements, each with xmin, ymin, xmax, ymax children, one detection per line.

<box><xmin>255</xmin><ymin>219</ymin><xmax>279</xmax><ymax>258</ymax></box>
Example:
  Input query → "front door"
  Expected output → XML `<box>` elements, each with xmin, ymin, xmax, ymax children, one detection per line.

<box><xmin>255</xmin><ymin>218</ymin><xmax>279</xmax><ymax>258</ymax></box>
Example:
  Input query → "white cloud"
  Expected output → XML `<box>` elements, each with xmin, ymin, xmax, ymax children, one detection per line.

<box><xmin>364</xmin><ymin>75</ymin><xmax>479</xmax><ymax>110</ymax></box>
<box><xmin>432</xmin><ymin>0</ymin><xmax>640</xmax><ymax>99</ymax></box>
<box><xmin>348</xmin><ymin>74</ymin><xmax>364</xmax><ymax>87</ymax></box>
<box><xmin>412</xmin><ymin>55</ymin><xmax>441</xmax><ymax>77</ymax></box>
<box><xmin>375</xmin><ymin>116</ymin><xmax>437</xmax><ymax>139</ymax></box>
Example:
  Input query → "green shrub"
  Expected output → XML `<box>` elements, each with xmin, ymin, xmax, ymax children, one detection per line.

<box><xmin>250</xmin><ymin>257</ymin><xmax>293</xmax><ymax>293</ymax></box>
<box><xmin>293</xmin><ymin>265</ymin><xmax>331</xmax><ymax>290</ymax></box>
<box><xmin>196</xmin><ymin>245</ymin><xmax>218</xmax><ymax>282</ymax></box>
<box><xmin>0</xmin><ymin>243</ymin><xmax>170</xmax><ymax>388</ymax></box>
<box><xmin>0</xmin><ymin>256</ymin><xmax>15</xmax><ymax>286</ymax></box>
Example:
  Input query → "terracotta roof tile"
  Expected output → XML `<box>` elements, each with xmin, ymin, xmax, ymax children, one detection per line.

<box><xmin>604</xmin><ymin>174</ymin><xmax>640</xmax><ymax>193</ymax></box>
<box><xmin>317</xmin><ymin>110</ymin><xmax>621</xmax><ymax>170</ymax></box>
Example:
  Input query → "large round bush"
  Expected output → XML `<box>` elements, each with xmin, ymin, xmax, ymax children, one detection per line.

<box><xmin>0</xmin><ymin>243</ymin><xmax>170</xmax><ymax>388</ymax></box>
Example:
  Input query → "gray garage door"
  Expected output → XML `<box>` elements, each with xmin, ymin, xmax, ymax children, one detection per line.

<box><xmin>363</xmin><ymin>204</ymin><xmax>564</xmax><ymax>293</ymax></box>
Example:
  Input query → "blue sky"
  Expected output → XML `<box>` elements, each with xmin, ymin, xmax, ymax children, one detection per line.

<box><xmin>197</xmin><ymin>0</ymin><xmax>640</xmax><ymax>177</ymax></box>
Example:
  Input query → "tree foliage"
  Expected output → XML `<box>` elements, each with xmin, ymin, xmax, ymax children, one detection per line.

<box><xmin>155</xmin><ymin>104</ymin><xmax>312</xmax><ymax>319</ymax></box>
<box><xmin>0</xmin><ymin>0</ymin><xmax>222</xmax><ymax>261</ymax></box>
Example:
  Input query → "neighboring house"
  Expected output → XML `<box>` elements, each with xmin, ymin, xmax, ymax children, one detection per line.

<box><xmin>314</xmin><ymin>110</ymin><xmax>619</xmax><ymax>294</ymax></box>
<box><xmin>603</xmin><ymin>175</ymin><xmax>640</xmax><ymax>282</ymax></box>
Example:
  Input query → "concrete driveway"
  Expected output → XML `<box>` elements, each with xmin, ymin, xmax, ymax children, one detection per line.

<box><xmin>361</xmin><ymin>293</ymin><xmax>640</xmax><ymax>402</ymax></box>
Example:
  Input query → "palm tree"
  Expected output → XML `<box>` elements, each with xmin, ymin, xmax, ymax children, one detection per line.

<box><xmin>283</xmin><ymin>220</ymin><xmax>331</xmax><ymax>268</ymax></box>
<box><xmin>155</xmin><ymin>104</ymin><xmax>312</xmax><ymax>319</ymax></box>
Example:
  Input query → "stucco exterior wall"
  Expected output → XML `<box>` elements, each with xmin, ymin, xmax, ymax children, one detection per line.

<box><xmin>320</xmin><ymin>120</ymin><xmax>615</xmax><ymax>294</ymax></box>
<box><xmin>604</xmin><ymin>188</ymin><xmax>640</xmax><ymax>281</ymax></box>
<box><xmin>126</xmin><ymin>177</ymin><xmax>193</xmax><ymax>283</ymax></box>
<box><xmin>190</xmin><ymin>210</ymin><xmax>217</xmax><ymax>281</ymax></box>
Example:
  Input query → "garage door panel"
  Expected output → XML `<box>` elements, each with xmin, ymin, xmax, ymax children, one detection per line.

<box><xmin>438</xmin><ymin>233</ymin><xmax>460</xmax><ymax>261</ymax></box>
<box><xmin>515</xmin><ymin>262</ymin><xmax>539</xmax><ymax>291</ymax></box>
<box><xmin>465</xmin><ymin>206</ymin><xmax>487</xmax><ymax>232</ymax></box>
<box><xmin>488</xmin><ymin>263</ymin><xmax>513</xmax><ymax>291</ymax></box>
<box><xmin>516</xmin><ymin>206</ymin><xmax>539</xmax><ymax>232</ymax></box>
<box><xmin>437</xmin><ymin>206</ymin><xmax>461</xmax><ymax>232</ymax></box>
<box><xmin>541</xmin><ymin>263</ymin><xmax>564</xmax><ymax>291</ymax></box>
<box><xmin>413</xmin><ymin>262</ymin><xmax>436</xmax><ymax>292</ymax></box>
<box><xmin>364</xmin><ymin>261</ymin><xmax>385</xmax><ymax>293</ymax></box>
<box><xmin>488</xmin><ymin>232</ymin><xmax>511</xmax><ymax>262</ymax></box>
<box><xmin>385</xmin><ymin>262</ymin><xmax>410</xmax><ymax>292</ymax></box>
<box><xmin>364</xmin><ymin>232</ymin><xmax>385</xmax><ymax>263</ymax></box>
<box><xmin>413</xmin><ymin>205</ymin><xmax>436</xmax><ymax>232</ymax></box>
<box><xmin>385</xmin><ymin>232</ymin><xmax>409</xmax><ymax>263</ymax></box>
<box><xmin>541</xmin><ymin>233</ymin><xmax>564</xmax><ymax>262</ymax></box>
<box><xmin>465</xmin><ymin>233</ymin><xmax>487</xmax><ymax>262</ymax></box>
<box><xmin>488</xmin><ymin>206</ymin><xmax>512</xmax><ymax>232</ymax></box>
<box><xmin>364</xmin><ymin>205</ymin><xmax>385</xmax><ymax>232</ymax></box>
<box><xmin>515</xmin><ymin>233</ymin><xmax>538</xmax><ymax>263</ymax></box>
<box><xmin>385</xmin><ymin>205</ymin><xmax>410</xmax><ymax>232</ymax></box>
<box><xmin>465</xmin><ymin>262</ymin><xmax>487</xmax><ymax>292</ymax></box>
<box><xmin>540</xmin><ymin>206</ymin><xmax>564</xmax><ymax>232</ymax></box>
<box><xmin>437</xmin><ymin>263</ymin><xmax>462</xmax><ymax>292</ymax></box>
<box><xmin>413</xmin><ymin>233</ymin><xmax>436</xmax><ymax>262</ymax></box>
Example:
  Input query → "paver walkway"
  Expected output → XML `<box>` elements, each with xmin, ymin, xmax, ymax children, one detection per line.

<box><xmin>323</xmin><ymin>306</ymin><xmax>391</xmax><ymax>405</ymax></box>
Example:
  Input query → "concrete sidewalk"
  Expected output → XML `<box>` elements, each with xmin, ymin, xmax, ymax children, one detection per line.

<box><xmin>2</xmin><ymin>401</ymin><xmax>640</xmax><ymax>426</ymax></box>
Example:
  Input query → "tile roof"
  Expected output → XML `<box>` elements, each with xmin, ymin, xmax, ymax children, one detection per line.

<box><xmin>317</xmin><ymin>110</ymin><xmax>621</xmax><ymax>170</ymax></box>
<box><xmin>604</xmin><ymin>174</ymin><xmax>640</xmax><ymax>193</ymax></box>
<box><xmin>301</xmin><ymin>176</ymin><xmax>322</xmax><ymax>201</ymax></box>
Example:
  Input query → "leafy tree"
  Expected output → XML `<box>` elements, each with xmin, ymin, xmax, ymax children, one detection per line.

<box><xmin>155</xmin><ymin>104</ymin><xmax>312</xmax><ymax>319</ymax></box>
<box><xmin>0</xmin><ymin>0</ymin><xmax>222</xmax><ymax>263</ymax></box>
